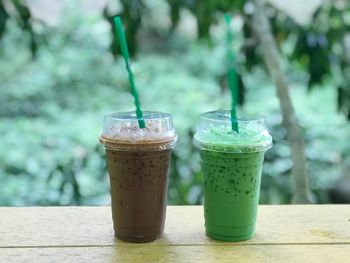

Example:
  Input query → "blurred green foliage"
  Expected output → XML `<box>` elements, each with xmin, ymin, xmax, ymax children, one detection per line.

<box><xmin>1</xmin><ymin>0</ymin><xmax>350</xmax><ymax>205</ymax></box>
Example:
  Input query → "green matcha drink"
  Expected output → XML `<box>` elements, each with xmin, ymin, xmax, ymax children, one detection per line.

<box><xmin>194</xmin><ymin>110</ymin><xmax>272</xmax><ymax>242</ymax></box>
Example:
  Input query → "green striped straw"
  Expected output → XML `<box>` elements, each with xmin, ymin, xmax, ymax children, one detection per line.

<box><xmin>224</xmin><ymin>14</ymin><xmax>239</xmax><ymax>133</ymax></box>
<box><xmin>113</xmin><ymin>16</ymin><xmax>145</xmax><ymax>129</ymax></box>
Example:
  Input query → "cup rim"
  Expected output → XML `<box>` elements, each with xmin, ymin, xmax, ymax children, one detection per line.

<box><xmin>100</xmin><ymin>135</ymin><xmax>178</xmax><ymax>151</ymax></box>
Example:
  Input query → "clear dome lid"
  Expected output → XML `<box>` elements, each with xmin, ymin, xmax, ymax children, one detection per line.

<box><xmin>100</xmin><ymin>111</ymin><xmax>177</xmax><ymax>150</ymax></box>
<box><xmin>194</xmin><ymin>110</ymin><xmax>272</xmax><ymax>153</ymax></box>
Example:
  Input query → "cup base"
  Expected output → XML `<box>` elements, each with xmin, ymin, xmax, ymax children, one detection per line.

<box><xmin>206</xmin><ymin>230</ymin><xmax>254</xmax><ymax>242</ymax></box>
<box><xmin>114</xmin><ymin>225</ymin><xmax>164</xmax><ymax>243</ymax></box>
<box><xmin>205</xmin><ymin>222</ymin><xmax>255</xmax><ymax>242</ymax></box>
<box><xmin>115</xmin><ymin>233</ymin><xmax>160</xmax><ymax>243</ymax></box>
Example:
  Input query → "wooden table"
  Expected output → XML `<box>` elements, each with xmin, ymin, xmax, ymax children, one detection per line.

<box><xmin>0</xmin><ymin>205</ymin><xmax>349</xmax><ymax>262</ymax></box>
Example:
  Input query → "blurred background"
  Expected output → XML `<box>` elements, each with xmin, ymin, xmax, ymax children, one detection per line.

<box><xmin>1</xmin><ymin>0</ymin><xmax>350</xmax><ymax>206</ymax></box>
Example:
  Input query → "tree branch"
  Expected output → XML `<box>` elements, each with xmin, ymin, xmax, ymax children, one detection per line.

<box><xmin>252</xmin><ymin>0</ymin><xmax>312</xmax><ymax>203</ymax></box>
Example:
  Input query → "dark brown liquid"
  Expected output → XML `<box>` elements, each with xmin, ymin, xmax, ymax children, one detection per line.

<box><xmin>106</xmin><ymin>148</ymin><xmax>172</xmax><ymax>243</ymax></box>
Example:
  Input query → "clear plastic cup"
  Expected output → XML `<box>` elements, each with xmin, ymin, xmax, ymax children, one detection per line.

<box><xmin>194</xmin><ymin>110</ymin><xmax>272</xmax><ymax>241</ymax></box>
<box><xmin>100</xmin><ymin>111</ymin><xmax>177</xmax><ymax>243</ymax></box>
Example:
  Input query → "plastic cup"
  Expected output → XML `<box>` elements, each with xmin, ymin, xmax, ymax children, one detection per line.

<box><xmin>100</xmin><ymin>111</ymin><xmax>177</xmax><ymax>243</ymax></box>
<box><xmin>194</xmin><ymin>110</ymin><xmax>272</xmax><ymax>242</ymax></box>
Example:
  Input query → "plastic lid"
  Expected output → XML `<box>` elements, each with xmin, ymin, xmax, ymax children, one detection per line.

<box><xmin>100</xmin><ymin>111</ymin><xmax>177</xmax><ymax>150</ymax></box>
<box><xmin>194</xmin><ymin>110</ymin><xmax>272</xmax><ymax>153</ymax></box>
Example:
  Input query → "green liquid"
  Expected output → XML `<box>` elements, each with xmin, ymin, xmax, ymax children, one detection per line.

<box><xmin>201</xmin><ymin>149</ymin><xmax>264</xmax><ymax>242</ymax></box>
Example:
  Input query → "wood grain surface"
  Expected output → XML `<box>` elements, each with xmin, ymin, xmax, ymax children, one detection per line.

<box><xmin>2</xmin><ymin>245</ymin><xmax>350</xmax><ymax>263</ymax></box>
<box><xmin>0</xmin><ymin>205</ymin><xmax>349</xmax><ymax>262</ymax></box>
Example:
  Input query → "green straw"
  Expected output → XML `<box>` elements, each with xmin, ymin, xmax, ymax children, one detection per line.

<box><xmin>113</xmin><ymin>16</ymin><xmax>145</xmax><ymax>129</ymax></box>
<box><xmin>224</xmin><ymin>14</ymin><xmax>239</xmax><ymax>133</ymax></box>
